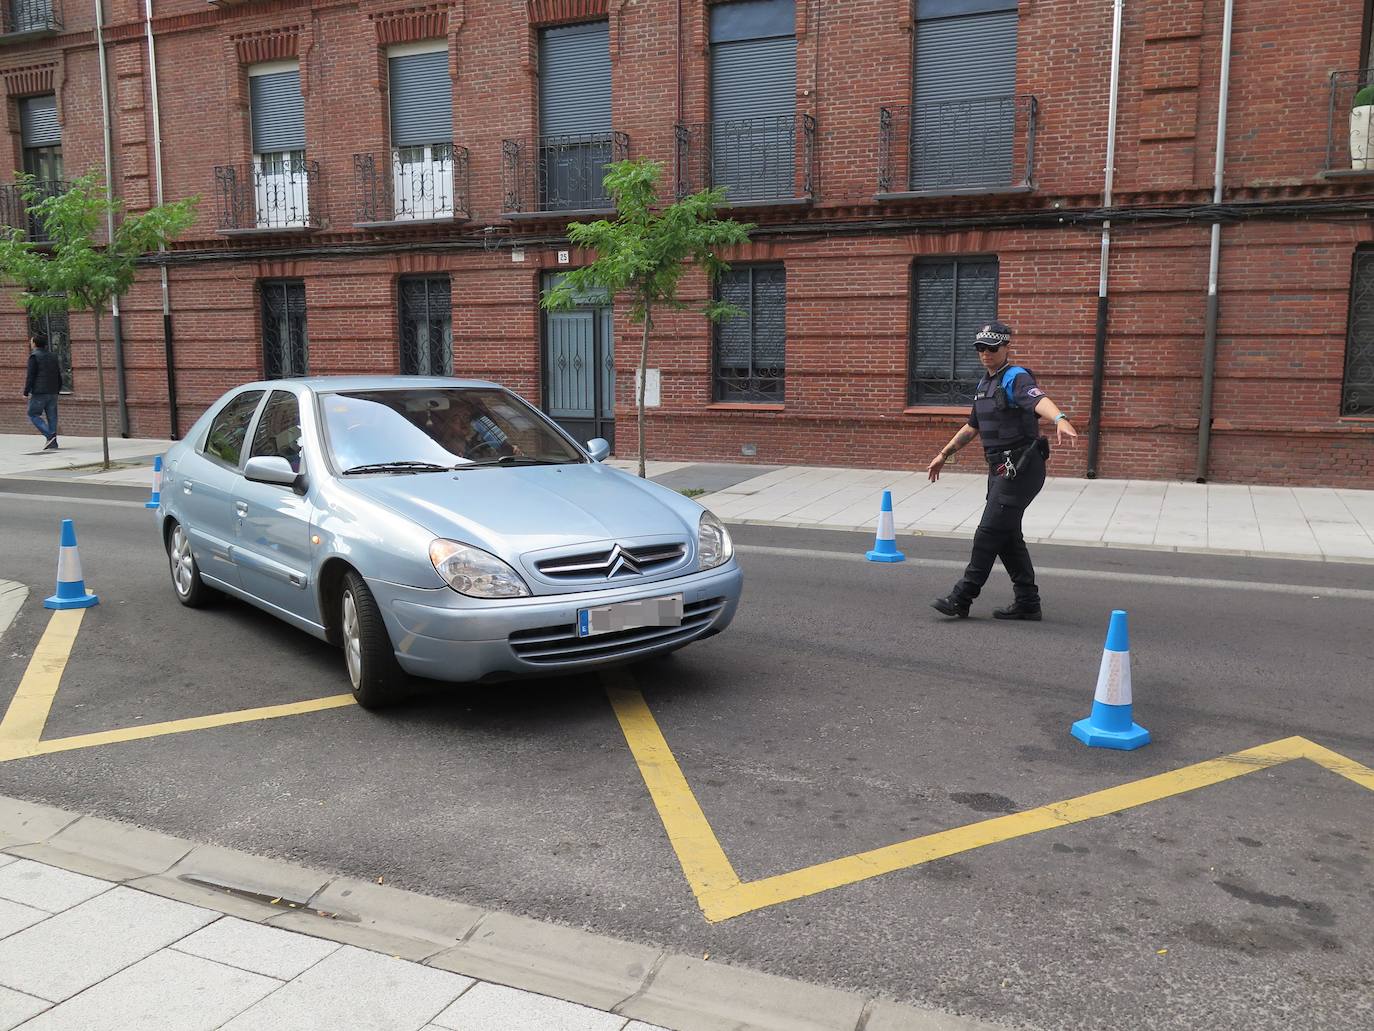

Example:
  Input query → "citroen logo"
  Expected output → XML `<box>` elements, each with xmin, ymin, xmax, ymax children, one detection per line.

<box><xmin>605</xmin><ymin>544</ymin><xmax>641</xmax><ymax>579</ymax></box>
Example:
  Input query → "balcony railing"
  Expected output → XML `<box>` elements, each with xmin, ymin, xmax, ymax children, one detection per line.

<box><xmin>1325</xmin><ymin>69</ymin><xmax>1374</xmax><ymax>176</ymax></box>
<box><xmin>878</xmin><ymin>95</ymin><xmax>1037</xmax><ymax>197</ymax></box>
<box><xmin>502</xmin><ymin>131</ymin><xmax>629</xmax><ymax>215</ymax></box>
<box><xmin>0</xmin><ymin>179</ymin><xmax>66</xmax><ymax>242</ymax></box>
<box><xmin>675</xmin><ymin>115</ymin><xmax>815</xmax><ymax>204</ymax></box>
<box><xmin>353</xmin><ymin>146</ymin><xmax>469</xmax><ymax>225</ymax></box>
<box><xmin>214</xmin><ymin>158</ymin><xmax>320</xmax><ymax>232</ymax></box>
<box><xmin>1</xmin><ymin>0</ymin><xmax>61</xmax><ymax>36</ymax></box>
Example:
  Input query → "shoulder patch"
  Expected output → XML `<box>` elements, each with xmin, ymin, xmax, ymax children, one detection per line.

<box><xmin>1027</xmin><ymin>386</ymin><xmax>1044</xmax><ymax>398</ymax></box>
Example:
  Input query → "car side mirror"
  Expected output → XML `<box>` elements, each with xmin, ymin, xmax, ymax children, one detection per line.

<box><xmin>585</xmin><ymin>438</ymin><xmax>610</xmax><ymax>463</ymax></box>
<box><xmin>245</xmin><ymin>455</ymin><xmax>302</xmax><ymax>489</ymax></box>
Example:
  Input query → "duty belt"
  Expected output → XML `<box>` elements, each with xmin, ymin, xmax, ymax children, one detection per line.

<box><xmin>989</xmin><ymin>441</ymin><xmax>1036</xmax><ymax>480</ymax></box>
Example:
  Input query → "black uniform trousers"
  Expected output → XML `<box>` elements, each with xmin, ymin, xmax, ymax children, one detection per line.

<box><xmin>951</xmin><ymin>446</ymin><xmax>1046</xmax><ymax>606</ymax></box>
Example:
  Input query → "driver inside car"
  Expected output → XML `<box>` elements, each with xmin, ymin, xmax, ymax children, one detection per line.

<box><xmin>434</xmin><ymin>397</ymin><xmax>520</xmax><ymax>460</ymax></box>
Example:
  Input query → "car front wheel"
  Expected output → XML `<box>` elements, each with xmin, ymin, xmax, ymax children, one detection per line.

<box><xmin>166</xmin><ymin>521</ymin><xmax>215</xmax><ymax>608</ymax></box>
<box><xmin>340</xmin><ymin>571</ymin><xmax>403</xmax><ymax>709</ymax></box>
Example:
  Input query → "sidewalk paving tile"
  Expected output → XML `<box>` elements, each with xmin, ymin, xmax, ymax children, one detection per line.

<box><xmin>1205</xmin><ymin>485</ymin><xmax>1263</xmax><ymax>551</ymax></box>
<box><xmin>0</xmin><ymin>897</ymin><xmax>48</xmax><ymax>940</ymax></box>
<box><xmin>219</xmin><ymin>944</ymin><xmax>472</xmax><ymax>1031</ymax></box>
<box><xmin>0</xmin><ymin>859</ymin><xmax>111</xmax><ymax>913</ymax></box>
<box><xmin>172</xmin><ymin>916</ymin><xmax>340</xmax><ymax>980</ymax></box>
<box><xmin>622</xmin><ymin>1024</ymin><xmax>672</xmax><ymax>1031</ymax></box>
<box><xmin>0</xmin><ymin>858</ymin><xmax>12</xmax><ymax>870</ymax></box>
<box><xmin>0</xmin><ymin>986</ymin><xmax>48</xmax><ymax>1031</ymax></box>
<box><xmin>1051</xmin><ymin>481</ymin><xmax>1125</xmax><ymax>542</ymax></box>
<box><xmin>17</xmin><ymin>948</ymin><xmax>279</xmax><ymax>1031</ymax></box>
<box><xmin>430</xmin><ymin>982</ymin><xmax>622</xmax><ymax>1031</ymax></box>
<box><xmin>0</xmin><ymin>886</ymin><xmax>216</xmax><ymax>1002</ymax></box>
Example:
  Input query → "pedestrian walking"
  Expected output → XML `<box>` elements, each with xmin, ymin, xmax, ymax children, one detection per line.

<box><xmin>22</xmin><ymin>332</ymin><xmax>62</xmax><ymax>450</ymax></box>
<box><xmin>925</xmin><ymin>321</ymin><xmax>1078</xmax><ymax>620</ymax></box>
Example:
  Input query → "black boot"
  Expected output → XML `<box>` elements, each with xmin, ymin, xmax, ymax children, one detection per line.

<box><xmin>931</xmin><ymin>594</ymin><xmax>970</xmax><ymax>619</ymax></box>
<box><xmin>993</xmin><ymin>601</ymin><xmax>1042</xmax><ymax>621</ymax></box>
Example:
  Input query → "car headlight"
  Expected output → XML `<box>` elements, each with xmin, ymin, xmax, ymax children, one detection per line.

<box><xmin>697</xmin><ymin>510</ymin><xmax>734</xmax><ymax>570</ymax></box>
<box><xmin>429</xmin><ymin>540</ymin><xmax>530</xmax><ymax>598</ymax></box>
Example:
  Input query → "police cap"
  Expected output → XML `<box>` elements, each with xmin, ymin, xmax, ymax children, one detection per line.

<box><xmin>972</xmin><ymin>321</ymin><xmax>1012</xmax><ymax>350</ymax></box>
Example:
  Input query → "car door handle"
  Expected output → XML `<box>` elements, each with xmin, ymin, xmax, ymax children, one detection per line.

<box><xmin>234</xmin><ymin>501</ymin><xmax>248</xmax><ymax>516</ymax></box>
<box><xmin>183</xmin><ymin>481</ymin><xmax>194</xmax><ymax>494</ymax></box>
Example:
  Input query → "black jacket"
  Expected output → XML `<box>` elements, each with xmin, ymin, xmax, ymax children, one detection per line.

<box><xmin>24</xmin><ymin>348</ymin><xmax>63</xmax><ymax>396</ymax></box>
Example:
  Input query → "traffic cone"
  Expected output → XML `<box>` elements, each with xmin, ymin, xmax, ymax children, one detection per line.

<box><xmin>1071</xmin><ymin>609</ymin><xmax>1149</xmax><ymax>750</ymax></box>
<box><xmin>44</xmin><ymin>519</ymin><xmax>99</xmax><ymax>610</ymax></box>
<box><xmin>144</xmin><ymin>455</ymin><xmax>163</xmax><ymax>510</ymax></box>
<box><xmin>865</xmin><ymin>490</ymin><xmax>905</xmax><ymax>563</ymax></box>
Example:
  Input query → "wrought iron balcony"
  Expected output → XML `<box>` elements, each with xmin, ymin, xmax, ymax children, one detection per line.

<box><xmin>877</xmin><ymin>95</ymin><xmax>1037</xmax><ymax>198</ymax></box>
<box><xmin>353</xmin><ymin>146</ymin><xmax>469</xmax><ymax>225</ymax></box>
<box><xmin>213</xmin><ymin>158</ymin><xmax>320</xmax><ymax>232</ymax></box>
<box><xmin>675</xmin><ymin>115</ymin><xmax>815</xmax><ymax>205</ymax></box>
<box><xmin>502</xmin><ymin>131</ymin><xmax>629</xmax><ymax>216</ymax></box>
<box><xmin>1324</xmin><ymin>69</ymin><xmax>1374</xmax><ymax>177</ymax></box>
<box><xmin>0</xmin><ymin>179</ymin><xmax>66</xmax><ymax>242</ymax></box>
<box><xmin>1</xmin><ymin>0</ymin><xmax>61</xmax><ymax>37</ymax></box>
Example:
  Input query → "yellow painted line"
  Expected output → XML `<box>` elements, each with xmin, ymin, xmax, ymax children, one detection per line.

<box><xmin>605</xmin><ymin>676</ymin><xmax>742</xmax><ymax>909</ymax></box>
<box><xmin>0</xmin><ymin>609</ymin><xmax>85</xmax><ymax>759</ymax></box>
<box><xmin>608</xmin><ymin>683</ymin><xmax>1374</xmax><ymax>923</ymax></box>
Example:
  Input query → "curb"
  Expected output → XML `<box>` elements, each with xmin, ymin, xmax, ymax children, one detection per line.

<box><xmin>0</xmin><ymin>794</ymin><xmax>1011</xmax><ymax>1031</ymax></box>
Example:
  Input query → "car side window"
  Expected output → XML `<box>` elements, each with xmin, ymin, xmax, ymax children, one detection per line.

<box><xmin>249</xmin><ymin>390</ymin><xmax>303</xmax><ymax>473</ymax></box>
<box><xmin>203</xmin><ymin>390</ymin><xmax>265</xmax><ymax>468</ymax></box>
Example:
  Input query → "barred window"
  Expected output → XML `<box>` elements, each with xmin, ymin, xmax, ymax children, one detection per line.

<box><xmin>908</xmin><ymin>257</ymin><xmax>999</xmax><ymax>406</ymax></box>
<box><xmin>1346</xmin><ymin>249</ymin><xmax>1374</xmax><ymax>417</ymax></box>
<box><xmin>260</xmin><ymin>279</ymin><xmax>308</xmax><ymax>379</ymax></box>
<box><xmin>714</xmin><ymin>264</ymin><xmax>785</xmax><ymax>403</ymax></box>
<box><xmin>398</xmin><ymin>275</ymin><xmax>453</xmax><ymax>376</ymax></box>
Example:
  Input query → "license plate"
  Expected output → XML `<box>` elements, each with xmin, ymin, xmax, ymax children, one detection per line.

<box><xmin>578</xmin><ymin>594</ymin><xmax>684</xmax><ymax>638</ymax></box>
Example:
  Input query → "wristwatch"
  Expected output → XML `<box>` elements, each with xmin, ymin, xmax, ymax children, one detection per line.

<box><xmin>1054</xmin><ymin>413</ymin><xmax>1068</xmax><ymax>423</ymax></box>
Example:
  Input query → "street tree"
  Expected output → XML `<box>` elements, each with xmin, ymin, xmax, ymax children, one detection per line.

<box><xmin>541</xmin><ymin>158</ymin><xmax>752</xmax><ymax>478</ymax></box>
<box><xmin>0</xmin><ymin>172</ymin><xmax>196</xmax><ymax>469</ymax></box>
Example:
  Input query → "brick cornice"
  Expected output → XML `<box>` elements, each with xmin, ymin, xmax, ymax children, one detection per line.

<box><xmin>231</xmin><ymin>25</ymin><xmax>301</xmax><ymax>63</ymax></box>
<box><xmin>369</xmin><ymin>4</ymin><xmax>449</xmax><ymax>44</ymax></box>
<box><xmin>528</xmin><ymin>0</ymin><xmax>606</xmax><ymax>26</ymax></box>
<box><xmin>1</xmin><ymin>62</ymin><xmax>55</xmax><ymax>97</ymax></box>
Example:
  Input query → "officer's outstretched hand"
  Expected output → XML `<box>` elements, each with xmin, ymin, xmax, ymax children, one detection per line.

<box><xmin>1056</xmin><ymin>418</ymin><xmax>1079</xmax><ymax>445</ymax></box>
<box><xmin>927</xmin><ymin>453</ymin><xmax>946</xmax><ymax>482</ymax></box>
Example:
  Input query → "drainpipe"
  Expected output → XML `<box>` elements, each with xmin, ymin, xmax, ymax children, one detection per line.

<box><xmin>144</xmin><ymin>0</ymin><xmax>180</xmax><ymax>439</ymax></box>
<box><xmin>1195</xmin><ymin>0</ymin><xmax>1235</xmax><ymax>482</ymax></box>
<box><xmin>94</xmin><ymin>0</ymin><xmax>129</xmax><ymax>437</ymax></box>
<box><xmin>1086</xmin><ymin>0</ymin><xmax>1124</xmax><ymax>478</ymax></box>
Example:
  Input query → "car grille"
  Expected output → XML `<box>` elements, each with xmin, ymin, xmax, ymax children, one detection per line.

<box><xmin>534</xmin><ymin>542</ymin><xmax>687</xmax><ymax>581</ymax></box>
<box><xmin>508</xmin><ymin>597</ymin><xmax>726</xmax><ymax>665</ymax></box>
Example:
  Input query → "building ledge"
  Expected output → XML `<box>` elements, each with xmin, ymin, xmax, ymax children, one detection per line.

<box><xmin>904</xmin><ymin>405</ymin><xmax>968</xmax><ymax>416</ymax></box>
<box><xmin>720</xmin><ymin>196</ymin><xmax>813</xmax><ymax>211</ymax></box>
<box><xmin>0</xmin><ymin>26</ymin><xmax>60</xmax><ymax>44</ymax></box>
<box><xmin>706</xmin><ymin>402</ymin><xmax>785</xmax><ymax>412</ymax></box>
<box><xmin>1319</xmin><ymin>168</ymin><xmax>1374</xmax><ymax>180</ymax></box>
<box><xmin>877</xmin><ymin>184</ymin><xmax>1034</xmax><ymax>202</ymax></box>
<box><xmin>503</xmin><ymin>207</ymin><xmax>616</xmax><ymax>222</ymax></box>
<box><xmin>216</xmin><ymin>226</ymin><xmax>321</xmax><ymax>238</ymax></box>
<box><xmin>354</xmin><ymin>216</ymin><xmax>469</xmax><ymax>230</ymax></box>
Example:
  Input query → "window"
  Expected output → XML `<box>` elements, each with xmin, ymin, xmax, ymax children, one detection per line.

<box><xmin>539</xmin><ymin>21</ymin><xmax>612</xmax><ymax>211</ymax></box>
<box><xmin>249</xmin><ymin>390</ymin><xmax>304</xmax><ymax>473</ymax></box>
<box><xmin>203</xmin><ymin>390</ymin><xmax>265</xmax><ymax>468</ymax></box>
<box><xmin>389</xmin><ymin>43</ymin><xmax>454</xmax><ymax>220</ymax></box>
<box><xmin>17</xmin><ymin>94</ymin><xmax>61</xmax><ymax>240</ymax></box>
<box><xmin>908</xmin><ymin>257</ymin><xmax>999</xmax><ymax>406</ymax></box>
<box><xmin>260</xmin><ymin>280</ymin><xmax>308</xmax><ymax>379</ymax></box>
<box><xmin>709</xmin><ymin>0</ymin><xmax>796</xmax><ymax>202</ymax></box>
<box><xmin>398</xmin><ymin>275</ymin><xmax>453</xmax><ymax>376</ymax></box>
<box><xmin>249</xmin><ymin>63</ymin><xmax>309</xmax><ymax>228</ymax></box>
<box><xmin>714</xmin><ymin>265</ymin><xmax>786</xmax><ymax>403</ymax></box>
<box><xmin>7</xmin><ymin>0</ymin><xmax>58</xmax><ymax>34</ymax></box>
<box><xmin>1345</xmin><ymin>249</ymin><xmax>1374</xmax><ymax>417</ymax></box>
<box><xmin>911</xmin><ymin>0</ymin><xmax>1018</xmax><ymax>191</ymax></box>
<box><xmin>28</xmin><ymin>307</ymin><xmax>71</xmax><ymax>393</ymax></box>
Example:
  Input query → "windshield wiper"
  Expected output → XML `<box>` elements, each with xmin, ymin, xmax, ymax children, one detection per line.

<box><xmin>342</xmin><ymin>461</ymin><xmax>451</xmax><ymax>475</ymax></box>
<box><xmin>463</xmin><ymin>455</ymin><xmax>572</xmax><ymax>468</ymax></box>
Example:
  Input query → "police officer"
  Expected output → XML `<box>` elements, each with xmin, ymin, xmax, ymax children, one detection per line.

<box><xmin>925</xmin><ymin>321</ymin><xmax>1077</xmax><ymax>620</ymax></box>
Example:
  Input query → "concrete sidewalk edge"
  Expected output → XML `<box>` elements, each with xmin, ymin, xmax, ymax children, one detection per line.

<box><xmin>0</xmin><ymin>794</ymin><xmax>1011</xmax><ymax>1031</ymax></box>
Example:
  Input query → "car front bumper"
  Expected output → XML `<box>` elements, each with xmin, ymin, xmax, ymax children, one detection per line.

<box><xmin>367</xmin><ymin>562</ymin><xmax>743</xmax><ymax>682</ymax></box>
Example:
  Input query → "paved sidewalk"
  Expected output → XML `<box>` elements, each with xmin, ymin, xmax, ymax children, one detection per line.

<box><xmin>0</xmin><ymin>434</ymin><xmax>172</xmax><ymax>489</ymax></box>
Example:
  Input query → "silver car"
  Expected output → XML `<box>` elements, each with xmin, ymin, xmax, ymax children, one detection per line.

<box><xmin>158</xmin><ymin>377</ymin><xmax>743</xmax><ymax>707</ymax></box>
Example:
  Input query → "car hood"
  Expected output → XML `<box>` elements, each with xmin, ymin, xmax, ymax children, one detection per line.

<box><xmin>338</xmin><ymin>463</ymin><xmax>698</xmax><ymax>557</ymax></box>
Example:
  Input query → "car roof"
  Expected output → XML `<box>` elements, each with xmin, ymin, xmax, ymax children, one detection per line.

<box><xmin>236</xmin><ymin>376</ymin><xmax>504</xmax><ymax>394</ymax></box>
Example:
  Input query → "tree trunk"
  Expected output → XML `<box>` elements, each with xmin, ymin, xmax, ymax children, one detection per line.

<box><xmin>637</xmin><ymin>303</ymin><xmax>651</xmax><ymax>479</ymax></box>
<box><xmin>92</xmin><ymin>306</ymin><xmax>110</xmax><ymax>470</ymax></box>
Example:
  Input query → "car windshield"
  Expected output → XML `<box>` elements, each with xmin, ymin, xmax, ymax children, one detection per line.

<box><xmin>319</xmin><ymin>388</ymin><xmax>585</xmax><ymax>474</ymax></box>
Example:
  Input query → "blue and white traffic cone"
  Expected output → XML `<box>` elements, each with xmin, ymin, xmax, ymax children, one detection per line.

<box><xmin>865</xmin><ymin>490</ymin><xmax>905</xmax><ymax>563</ymax></box>
<box><xmin>144</xmin><ymin>455</ymin><xmax>163</xmax><ymax>510</ymax></box>
<box><xmin>44</xmin><ymin>519</ymin><xmax>99</xmax><ymax>610</ymax></box>
<box><xmin>1071</xmin><ymin>609</ymin><xmax>1149</xmax><ymax>750</ymax></box>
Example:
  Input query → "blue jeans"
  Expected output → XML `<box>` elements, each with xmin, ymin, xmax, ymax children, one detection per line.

<box><xmin>26</xmin><ymin>394</ymin><xmax>58</xmax><ymax>440</ymax></box>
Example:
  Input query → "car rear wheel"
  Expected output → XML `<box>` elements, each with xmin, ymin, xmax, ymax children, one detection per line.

<box><xmin>340</xmin><ymin>571</ymin><xmax>403</xmax><ymax>709</ymax></box>
<box><xmin>166</xmin><ymin>521</ymin><xmax>215</xmax><ymax>608</ymax></box>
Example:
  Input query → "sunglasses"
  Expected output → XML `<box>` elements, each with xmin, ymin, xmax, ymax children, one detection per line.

<box><xmin>973</xmin><ymin>342</ymin><xmax>1006</xmax><ymax>353</ymax></box>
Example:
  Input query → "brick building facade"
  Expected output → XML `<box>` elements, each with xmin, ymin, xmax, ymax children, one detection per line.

<box><xmin>2</xmin><ymin>0</ymin><xmax>1373</xmax><ymax>486</ymax></box>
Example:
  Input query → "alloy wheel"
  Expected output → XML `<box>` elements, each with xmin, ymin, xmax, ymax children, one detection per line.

<box><xmin>342</xmin><ymin>590</ymin><xmax>362</xmax><ymax>689</ymax></box>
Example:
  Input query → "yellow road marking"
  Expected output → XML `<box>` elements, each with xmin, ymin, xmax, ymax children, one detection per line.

<box><xmin>609</xmin><ymin>687</ymin><xmax>1374</xmax><ymax>923</ymax></box>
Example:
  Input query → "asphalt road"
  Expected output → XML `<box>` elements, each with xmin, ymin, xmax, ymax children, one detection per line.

<box><xmin>1</xmin><ymin>479</ymin><xmax>1372</xmax><ymax>1031</ymax></box>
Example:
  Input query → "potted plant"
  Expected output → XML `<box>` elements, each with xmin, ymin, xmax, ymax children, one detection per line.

<box><xmin>1352</xmin><ymin>84</ymin><xmax>1374</xmax><ymax>170</ymax></box>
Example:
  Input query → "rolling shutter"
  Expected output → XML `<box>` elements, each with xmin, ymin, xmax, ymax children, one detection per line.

<box><xmin>250</xmin><ymin>69</ymin><xmax>305</xmax><ymax>154</ymax></box>
<box><xmin>390</xmin><ymin>50</ymin><xmax>453</xmax><ymax>147</ymax></box>
<box><xmin>912</xmin><ymin>3</ymin><xmax>1018</xmax><ymax>190</ymax></box>
<box><xmin>539</xmin><ymin>21</ymin><xmax>611</xmax><ymax>138</ymax></box>
<box><xmin>19</xmin><ymin>96</ymin><xmax>60</xmax><ymax>149</ymax></box>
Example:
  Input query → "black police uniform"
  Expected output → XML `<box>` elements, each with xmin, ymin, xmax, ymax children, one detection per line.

<box><xmin>948</xmin><ymin>364</ymin><xmax>1048</xmax><ymax>609</ymax></box>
